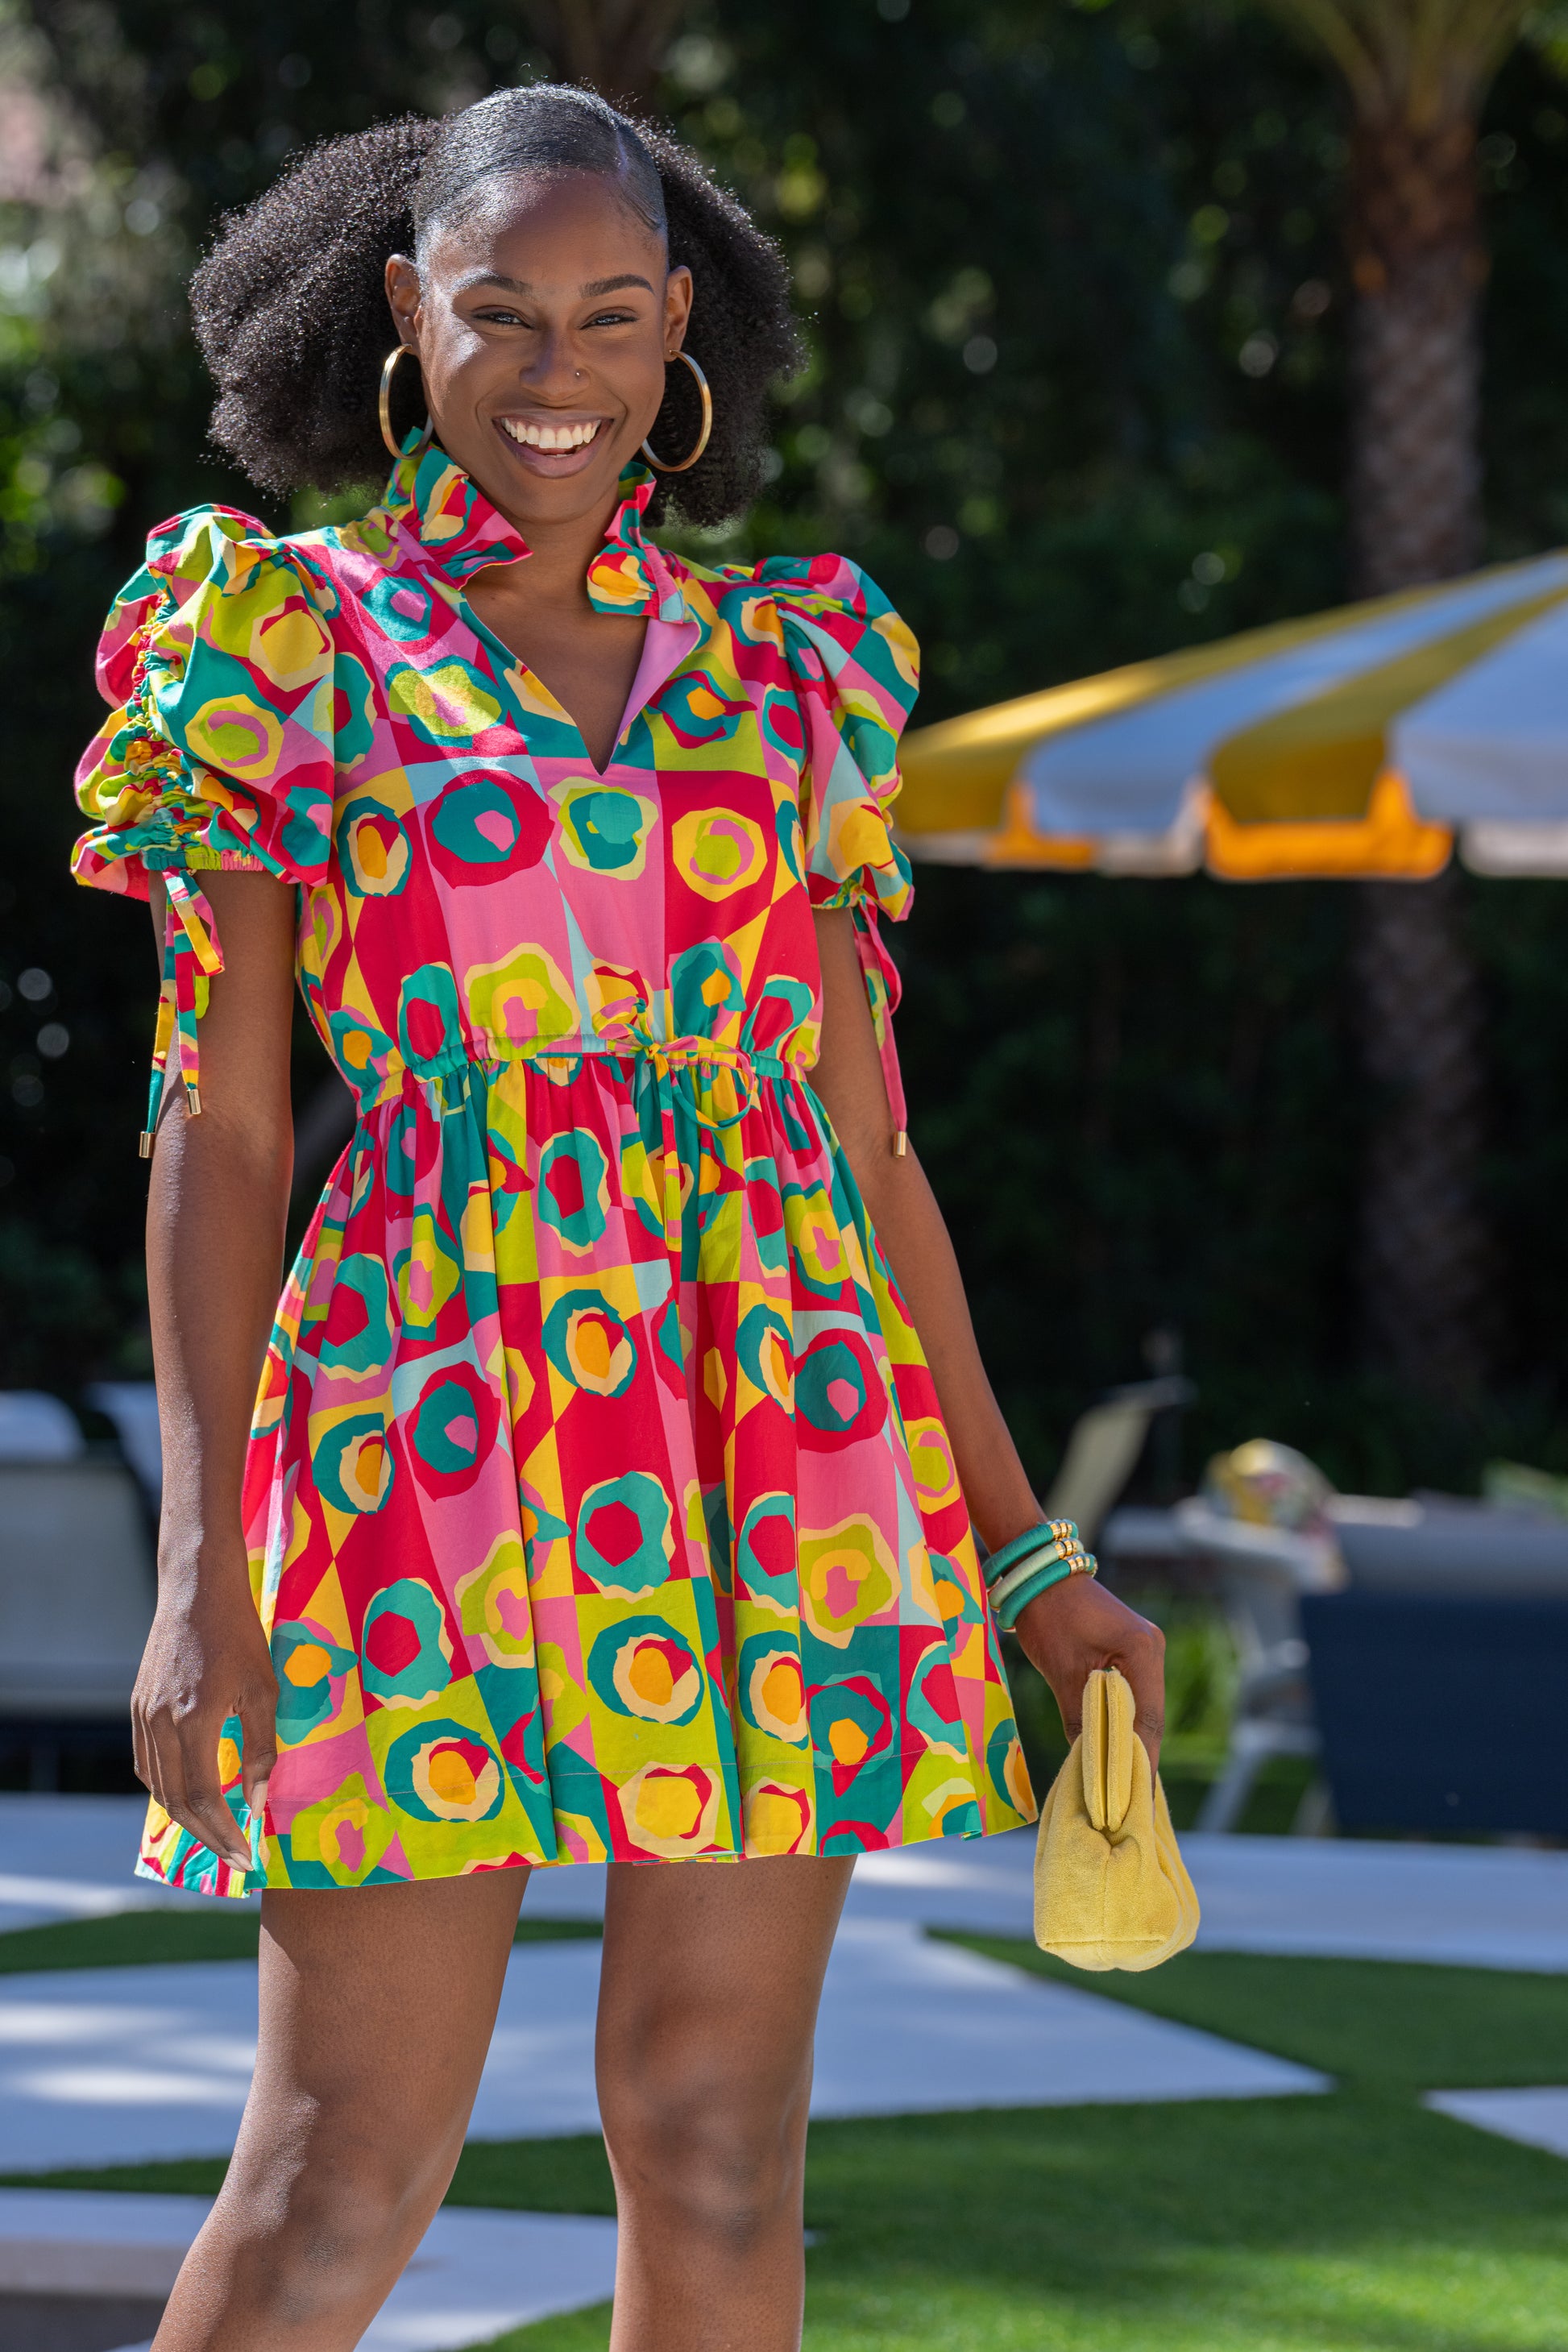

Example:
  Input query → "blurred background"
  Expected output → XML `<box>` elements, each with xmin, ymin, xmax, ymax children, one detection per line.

<box><xmin>6</xmin><ymin>0</ymin><xmax>1568</xmax><ymax>1820</ymax></box>
<box><xmin>10</xmin><ymin>12</ymin><xmax>1568</xmax><ymax>2350</ymax></box>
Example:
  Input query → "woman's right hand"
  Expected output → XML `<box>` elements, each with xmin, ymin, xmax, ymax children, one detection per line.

<box><xmin>132</xmin><ymin>1558</ymin><xmax>278</xmax><ymax>1877</ymax></box>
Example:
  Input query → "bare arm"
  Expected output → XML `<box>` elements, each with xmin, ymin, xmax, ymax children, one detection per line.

<box><xmin>811</xmin><ymin>908</ymin><xmax>1165</xmax><ymax>1763</ymax></box>
<box><xmin>135</xmin><ymin>869</ymin><xmax>297</xmax><ymax>1871</ymax></box>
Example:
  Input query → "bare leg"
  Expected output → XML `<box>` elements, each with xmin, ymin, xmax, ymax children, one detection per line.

<box><xmin>596</xmin><ymin>1854</ymin><xmax>854</xmax><ymax>2352</ymax></box>
<box><xmin>153</xmin><ymin>1869</ymin><xmax>526</xmax><ymax>2350</ymax></box>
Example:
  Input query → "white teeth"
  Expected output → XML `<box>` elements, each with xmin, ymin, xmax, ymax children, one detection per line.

<box><xmin>501</xmin><ymin>418</ymin><xmax>600</xmax><ymax>451</ymax></box>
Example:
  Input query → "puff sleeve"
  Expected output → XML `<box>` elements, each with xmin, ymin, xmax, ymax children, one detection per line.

<box><xmin>72</xmin><ymin>505</ymin><xmax>337</xmax><ymax>1146</ymax></box>
<box><xmin>766</xmin><ymin>553</ymin><xmax>920</xmax><ymax>1150</ymax></box>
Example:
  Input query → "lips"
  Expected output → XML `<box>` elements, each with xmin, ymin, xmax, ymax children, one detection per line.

<box><xmin>493</xmin><ymin>413</ymin><xmax>612</xmax><ymax>477</ymax></box>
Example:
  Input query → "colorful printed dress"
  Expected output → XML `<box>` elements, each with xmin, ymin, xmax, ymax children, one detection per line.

<box><xmin>73</xmin><ymin>442</ymin><xmax>1036</xmax><ymax>1894</ymax></box>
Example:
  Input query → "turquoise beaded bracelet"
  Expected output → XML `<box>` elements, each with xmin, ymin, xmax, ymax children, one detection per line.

<box><xmin>982</xmin><ymin>1520</ymin><xmax>1097</xmax><ymax>1631</ymax></box>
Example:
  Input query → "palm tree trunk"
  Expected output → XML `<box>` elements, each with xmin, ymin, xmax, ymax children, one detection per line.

<box><xmin>518</xmin><ymin>0</ymin><xmax>694</xmax><ymax>105</ymax></box>
<box><xmin>1348</xmin><ymin>109</ymin><xmax>1492</xmax><ymax>1400</ymax></box>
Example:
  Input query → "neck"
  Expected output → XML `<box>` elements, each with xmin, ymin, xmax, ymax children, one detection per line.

<box><xmin>497</xmin><ymin>487</ymin><xmax>624</xmax><ymax>614</ymax></box>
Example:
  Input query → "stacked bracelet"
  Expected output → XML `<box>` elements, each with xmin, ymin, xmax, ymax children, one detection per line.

<box><xmin>982</xmin><ymin>1518</ymin><xmax>1097</xmax><ymax>1630</ymax></box>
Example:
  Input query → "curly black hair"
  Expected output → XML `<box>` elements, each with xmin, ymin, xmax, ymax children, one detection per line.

<box><xmin>190</xmin><ymin>85</ymin><xmax>802</xmax><ymax>527</ymax></box>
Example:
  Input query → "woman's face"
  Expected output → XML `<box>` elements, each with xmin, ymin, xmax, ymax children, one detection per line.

<box><xmin>385</xmin><ymin>170</ymin><xmax>692</xmax><ymax>532</ymax></box>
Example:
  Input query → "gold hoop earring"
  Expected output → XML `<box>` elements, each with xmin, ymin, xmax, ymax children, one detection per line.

<box><xmin>641</xmin><ymin>351</ymin><xmax>712</xmax><ymax>474</ymax></box>
<box><xmin>380</xmin><ymin>345</ymin><xmax>434</xmax><ymax>462</ymax></box>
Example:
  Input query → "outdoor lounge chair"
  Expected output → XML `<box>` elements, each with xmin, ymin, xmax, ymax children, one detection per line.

<box><xmin>0</xmin><ymin>1398</ymin><xmax>156</xmax><ymax>1781</ymax></box>
<box><xmin>1043</xmin><ymin>1375</ymin><xmax>1196</xmax><ymax>1545</ymax></box>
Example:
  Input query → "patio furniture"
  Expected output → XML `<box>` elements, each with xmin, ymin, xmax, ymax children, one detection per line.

<box><xmin>1302</xmin><ymin>1591</ymin><xmax>1568</xmax><ymax>1835</ymax></box>
<box><xmin>85</xmin><ymin>1379</ymin><xmax>164</xmax><ymax>1514</ymax></box>
<box><xmin>1329</xmin><ymin>1492</ymin><xmax>1568</xmax><ymax>1595</ymax></box>
<box><xmin>1043</xmin><ymin>1375</ymin><xmax>1195</xmax><ymax>1545</ymax></box>
<box><xmin>0</xmin><ymin>1391</ymin><xmax>83</xmax><ymax>1462</ymax></box>
<box><xmin>1176</xmin><ymin>1500</ymin><xmax>1342</xmax><ymax>1835</ymax></box>
<box><xmin>0</xmin><ymin>1460</ymin><xmax>156</xmax><ymax>1723</ymax></box>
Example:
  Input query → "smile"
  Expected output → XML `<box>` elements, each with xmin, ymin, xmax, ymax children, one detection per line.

<box><xmin>498</xmin><ymin>417</ymin><xmax>603</xmax><ymax>451</ymax></box>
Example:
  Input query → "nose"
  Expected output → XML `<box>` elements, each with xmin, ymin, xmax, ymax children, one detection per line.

<box><xmin>519</xmin><ymin>325</ymin><xmax>586</xmax><ymax>397</ymax></box>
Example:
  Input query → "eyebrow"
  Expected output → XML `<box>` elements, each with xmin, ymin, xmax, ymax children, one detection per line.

<box><xmin>457</xmin><ymin>271</ymin><xmax>656</xmax><ymax>298</ymax></box>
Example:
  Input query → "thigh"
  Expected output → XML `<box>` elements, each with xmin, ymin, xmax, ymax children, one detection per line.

<box><xmin>595</xmin><ymin>1854</ymin><xmax>853</xmax><ymax>2116</ymax></box>
<box><xmin>231</xmin><ymin>1868</ymin><xmax>527</xmax><ymax>2200</ymax></box>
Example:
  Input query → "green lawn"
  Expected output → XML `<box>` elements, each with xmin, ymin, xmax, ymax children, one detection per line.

<box><xmin>0</xmin><ymin>1906</ymin><xmax>601</xmax><ymax>1977</ymax></box>
<box><xmin>5</xmin><ymin>1934</ymin><xmax>1568</xmax><ymax>2348</ymax></box>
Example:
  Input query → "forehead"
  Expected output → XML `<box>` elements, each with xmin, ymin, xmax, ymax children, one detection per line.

<box><xmin>426</xmin><ymin>170</ymin><xmax>665</xmax><ymax>287</ymax></box>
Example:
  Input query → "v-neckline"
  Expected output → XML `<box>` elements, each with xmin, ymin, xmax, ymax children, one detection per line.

<box><xmin>462</xmin><ymin>599</ymin><xmax>701</xmax><ymax>779</ymax></box>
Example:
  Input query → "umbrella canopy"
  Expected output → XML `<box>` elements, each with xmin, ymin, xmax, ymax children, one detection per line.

<box><xmin>896</xmin><ymin>552</ymin><xmax>1568</xmax><ymax>880</ymax></box>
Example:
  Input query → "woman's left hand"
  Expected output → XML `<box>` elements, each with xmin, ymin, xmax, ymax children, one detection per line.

<box><xmin>1013</xmin><ymin>1574</ymin><xmax>1166</xmax><ymax>1770</ymax></box>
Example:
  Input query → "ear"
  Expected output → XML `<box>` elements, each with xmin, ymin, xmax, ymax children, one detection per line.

<box><xmin>664</xmin><ymin>263</ymin><xmax>695</xmax><ymax>358</ymax></box>
<box><xmin>384</xmin><ymin>254</ymin><xmax>421</xmax><ymax>345</ymax></box>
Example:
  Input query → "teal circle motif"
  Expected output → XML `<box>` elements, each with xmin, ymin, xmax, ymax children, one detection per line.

<box><xmin>561</xmin><ymin>788</ymin><xmax>649</xmax><ymax>873</ymax></box>
<box><xmin>543</xmin><ymin>1290</ymin><xmax>637</xmax><ymax>1397</ymax></box>
<box><xmin>272</xmin><ymin>1621</ymin><xmax>357</xmax><ymax>1740</ymax></box>
<box><xmin>396</xmin><ymin>962</ymin><xmax>463</xmax><ymax>1077</ymax></box>
<box><xmin>736</xmin><ymin>1491</ymin><xmax>795</xmax><ymax>1605</ymax></box>
<box><xmin>586</xmin><ymin>1615</ymin><xmax>704</xmax><ymax>1725</ymax></box>
<box><xmin>333</xmin><ymin>654</ymin><xmax>377</xmax><ymax>765</ymax></box>
<box><xmin>362</xmin><ymin>1576</ymin><xmax>452</xmax><ymax>1709</ymax></box>
<box><xmin>432</xmin><ymin>776</ymin><xmax>520</xmax><ymax>866</ymax></box>
<box><xmin>313</xmin><ymin>1408</ymin><xmax>394</xmax><ymax>1517</ymax></box>
<box><xmin>537</xmin><ymin>1130</ymin><xmax>609</xmax><ymax>1251</ymax></box>
<box><xmin>670</xmin><ymin>940</ymin><xmax>744</xmax><ymax>1040</ymax></box>
<box><xmin>365</xmin><ymin>573</ymin><xmax>435</xmax><ymax>643</ymax></box>
<box><xmin>576</xmin><ymin>1471</ymin><xmax>674</xmax><ymax>1595</ymax></box>
<box><xmin>319</xmin><ymin>1254</ymin><xmax>395</xmax><ymax>1378</ymax></box>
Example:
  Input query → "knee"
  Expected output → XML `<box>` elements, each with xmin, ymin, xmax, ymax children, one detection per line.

<box><xmin>215</xmin><ymin>2135</ymin><xmax>447</xmax><ymax>2321</ymax></box>
<box><xmin>599</xmin><ymin>2049</ymin><xmax>807</xmax><ymax>2254</ymax></box>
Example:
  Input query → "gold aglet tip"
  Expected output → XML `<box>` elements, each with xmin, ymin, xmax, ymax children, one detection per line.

<box><xmin>138</xmin><ymin>1131</ymin><xmax>153</xmax><ymax>1159</ymax></box>
<box><xmin>893</xmin><ymin>1130</ymin><xmax>907</xmax><ymax>1158</ymax></box>
<box><xmin>186</xmin><ymin>1086</ymin><xmax>202</xmax><ymax>1117</ymax></box>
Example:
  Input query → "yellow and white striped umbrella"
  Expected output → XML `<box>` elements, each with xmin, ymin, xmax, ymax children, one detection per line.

<box><xmin>896</xmin><ymin>551</ymin><xmax>1568</xmax><ymax>880</ymax></box>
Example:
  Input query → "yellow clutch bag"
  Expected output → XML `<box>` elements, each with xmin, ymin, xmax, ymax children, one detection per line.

<box><xmin>1033</xmin><ymin>1665</ymin><xmax>1200</xmax><ymax>1972</ymax></box>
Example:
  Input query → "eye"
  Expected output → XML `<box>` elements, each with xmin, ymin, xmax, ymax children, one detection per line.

<box><xmin>473</xmin><ymin>305</ymin><xmax>533</xmax><ymax>328</ymax></box>
<box><xmin>585</xmin><ymin>307</ymin><xmax>639</xmax><ymax>328</ymax></box>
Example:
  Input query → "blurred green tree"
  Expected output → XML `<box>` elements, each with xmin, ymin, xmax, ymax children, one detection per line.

<box><xmin>3</xmin><ymin>0</ymin><xmax>1568</xmax><ymax>1496</ymax></box>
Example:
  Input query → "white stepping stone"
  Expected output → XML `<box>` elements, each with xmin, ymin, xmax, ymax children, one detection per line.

<box><xmin>1424</xmin><ymin>2087</ymin><xmax>1568</xmax><ymax>2160</ymax></box>
<box><xmin>0</xmin><ymin>1926</ymin><xmax>1323</xmax><ymax>2173</ymax></box>
<box><xmin>1180</xmin><ymin>1834</ymin><xmax>1568</xmax><ymax>1972</ymax></box>
<box><xmin>0</xmin><ymin>2187</ymin><xmax>617</xmax><ymax>2349</ymax></box>
<box><xmin>847</xmin><ymin>1827</ymin><xmax>1568</xmax><ymax>1972</ymax></box>
<box><xmin>17</xmin><ymin>1799</ymin><xmax>1568</xmax><ymax>1974</ymax></box>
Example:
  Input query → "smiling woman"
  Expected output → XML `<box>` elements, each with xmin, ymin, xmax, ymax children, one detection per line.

<box><xmin>190</xmin><ymin>91</ymin><xmax>793</xmax><ymax>527</ymax></box>
<box><xmin>65</xmin><ymin>78</ymin><xmax>1163</xmax><ymax>2352</ymax></box>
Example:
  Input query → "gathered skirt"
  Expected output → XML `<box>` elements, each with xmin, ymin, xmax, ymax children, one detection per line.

<box><xmin>137</xmin><ymin>1044</ymin><xmax>1036</xmax><ymax>1894</ymax></box>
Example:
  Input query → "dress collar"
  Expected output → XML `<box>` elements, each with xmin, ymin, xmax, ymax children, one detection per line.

<box><xmin>382</xmin><ymin>433</ymin><xmax>687</xmax><ymax>622</ymax></box>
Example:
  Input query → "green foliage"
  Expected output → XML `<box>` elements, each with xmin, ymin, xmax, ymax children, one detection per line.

<box><xmin>6</xmin><ymin>0</ymin><xmax>1568</xmax><ymax>1484</ymax></box>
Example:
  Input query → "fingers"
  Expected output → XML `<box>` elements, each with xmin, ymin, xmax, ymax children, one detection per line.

<box><xmin>239</xmin><ymin>1678</ymin><xmax>280</xmax><ymax>1859</ymax></box>
<box><xmin>135</xmin><ymin>1702</ymin><xmax>255</xmax><ymax>1872</ymax></box>
<box><xmin>1121</xmin><ymin>1618</ymin><xmax>1166</xmax><ymax>1769</ymax></box>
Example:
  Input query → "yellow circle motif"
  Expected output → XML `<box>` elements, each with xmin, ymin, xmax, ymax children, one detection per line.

<box><xmin>670</xmin><ymin>809</ymin><xmax>768</xmax><ymax>902</ymax></box>
<box><xmin>744</xmin><ymin>1782</ymin><xmax>811</xmax><ymax>1856</ymax></box>
<box><xmin>389</xmin><ymin>662</ymin><xmax>502</xmax><ymax>737</ymax></box>
<box><xmin>183</xmin><ymin>695</ymin><xmax>285</xmax><ymax>784</ymax></box>
<box><xmin>906</xmin><ymin>1418</ymin><xmax>961</xmax><ymax>1512</ymax></box>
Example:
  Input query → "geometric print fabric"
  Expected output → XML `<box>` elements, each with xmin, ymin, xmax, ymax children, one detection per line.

<box><xmin>73</xmin><ymin>441</ymin><xmax>1035</xmax><ymax>1893</ymax></box>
